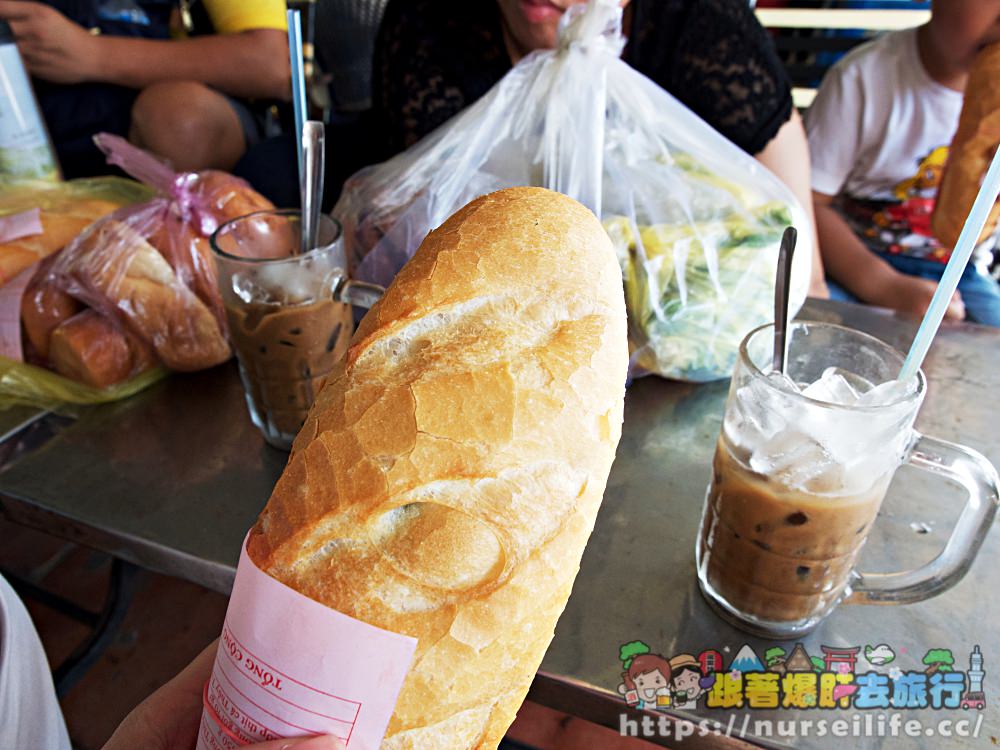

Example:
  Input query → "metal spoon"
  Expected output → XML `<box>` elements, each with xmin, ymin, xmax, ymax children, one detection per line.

<box><xmin>772</xmin><ymin>226</ymin><xmax>797</xmax><ymax>374</ymax></box>
<box><xmin>299</xmin><ymin>120</ymin><xmax>325</xmax><ymax>255</ymax></box>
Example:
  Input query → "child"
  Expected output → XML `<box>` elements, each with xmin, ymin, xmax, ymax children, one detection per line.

<box><xmin>806</xmin><ymin>0</ymin><xmax>1000</xmax><ymax>326</ymax></box>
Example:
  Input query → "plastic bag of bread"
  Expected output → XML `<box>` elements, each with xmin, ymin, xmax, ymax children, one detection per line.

<box><xmin>0</xmin><ymin>175</ymin><xmax>153</xmax><ymax>284</ymax></box>
<box><xmin>196</xmin><ymin>188</ymin><xmax>628</xmax><ymax>749</ymax></box>
<box><xmin>1</xmin><ymin>135</ymin><xmax>275</xmax><ymax>409</ymax></box>
<box><xmin>334</xmin><ymin>0</ymin><xmax>812</xmax><ymax>382</ymax></box>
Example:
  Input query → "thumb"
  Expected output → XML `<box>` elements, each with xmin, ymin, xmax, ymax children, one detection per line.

<box><xmin>247</xmin><ymin>736</ymin><xmax>346</xmax><ymax>750</ymax></box>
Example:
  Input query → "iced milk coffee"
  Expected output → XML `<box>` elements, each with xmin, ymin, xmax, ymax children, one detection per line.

<box><xmin>211</xmin><ymin>211</ymin><xmax>362</xmax><ymax>450</ymax></box>
<box><xmin>224</xmin><ymin>297</ymin><xmax>353</xmax><ymax>442</ymax></box>
<box><xmin>697</xmin><ymin>321</ymin><xmax>924</xmax><ymax>636</ymax></box>
<box><xmin>699</xmin><ymin>435</ymin><xmax>895</xmax><ymax>623</ymax></box>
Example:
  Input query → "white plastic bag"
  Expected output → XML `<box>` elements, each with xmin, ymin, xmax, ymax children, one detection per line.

<box><xmin>334</xmin><ymin>0</ymin><xmax>811</xmax><ymax>381</ymax></box>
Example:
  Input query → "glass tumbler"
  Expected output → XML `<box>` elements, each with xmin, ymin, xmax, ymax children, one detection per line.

<box><xmin>210</xmin><ymin>209</ymin><xmax>382</xmax><ymax>450</ymax></box>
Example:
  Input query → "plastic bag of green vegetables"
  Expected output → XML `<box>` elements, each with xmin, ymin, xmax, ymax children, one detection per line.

<box><xmin>599</xmin><ymin>126</ymin><xmax>812</xmax><ymax>382</ymax></box>
<box><xmin>607</xmin><ymin>197</ymin><xmax>802</xmax><ymax>381</ymax></box>
<box><xmin>334</xmin><ymin>0</ymin><xmax>811</xmax><ymax>381</ymax></box>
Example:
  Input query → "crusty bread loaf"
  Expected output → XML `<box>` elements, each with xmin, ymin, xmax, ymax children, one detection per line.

<box><xmin>246</xmin><ymin>187</ymin><xmax>628</xmax><ymax>749</ymax></box>
<box><xmin>66</xmin><ymin>219</ymin><xmax>230</xmax><ymax>371</ymax></box>
<box><xmin>932</xmin><ymin>41</ymin><xmax>1000</xmax><ymax>248</ymax></box>
<box><xmin>48</xmin><ymin>309</ymin><xmax>156</xmax><ymax>388</ymax></box>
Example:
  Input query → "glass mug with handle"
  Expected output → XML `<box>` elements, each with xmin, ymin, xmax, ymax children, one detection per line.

<box><xmin>697</xmin><ymin>321</ymin><xmax>999</xmax><ymax>638</ymax></box>
<box><xmin>210</xmin><ymin>209</ymin><xmax>384</xmax><ymax>450</ymax></box>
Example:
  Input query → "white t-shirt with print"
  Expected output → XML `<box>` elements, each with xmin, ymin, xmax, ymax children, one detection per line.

<box><xmin>806</xmin><ymin>27</ymin><xmax>963</xmax><ymax>201</ymax></box>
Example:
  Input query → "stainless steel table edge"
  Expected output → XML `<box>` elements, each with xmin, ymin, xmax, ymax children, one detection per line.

<box><xmin>0</xmin><ymin>488</ymin><xmax>237</xmax><ymax>595</ymax></box>
<box><xmin>527</xmin><ymin>671</ymin><xmax>773</xmax><ymax>749</ymax></box>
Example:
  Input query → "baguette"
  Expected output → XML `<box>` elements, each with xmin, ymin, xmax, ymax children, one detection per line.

<box><xmin>246</xmin><ymin>187</ymin><xmax>628</xmax><ymax>748</ymax></box>
<box><xmin>932</xmin><ymin>41</ymin><xmax>1000</xmax><ymax>248</ymax></box>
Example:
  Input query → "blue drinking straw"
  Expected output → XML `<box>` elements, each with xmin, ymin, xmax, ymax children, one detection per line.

<box><xmin>899</xmin><ymin>146</ymin><xmax>1000</xmax><ymax>381</ymax></box>
<box><xmin>287</xmin><ymin>9</ymin><xmax>307</xmax><ymax>182</ymax></box>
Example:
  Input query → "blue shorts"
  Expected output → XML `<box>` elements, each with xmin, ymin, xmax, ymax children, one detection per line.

<box><xmin>223</xmin><ymin>94</ymin><xmax>266</xmax><ymax>147</ymax></box>
<box><xmin>827</xmin><ymin>253</ymin><xmax>1000</xmax><ymax>328</ymax></box>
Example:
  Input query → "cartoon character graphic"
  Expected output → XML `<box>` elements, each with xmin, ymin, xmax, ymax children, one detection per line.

<box><xmin>618</xmin><ymin>641</ymin><xmax>673</xmax><ymax>710</ymax></box>
<box><xmin>894</xmin><ymin>147</ymin><xmax>948</xmax><ymax>201</ymax></box>
<box><xmin>868</xmin><ymin>147</ymin><xmax>950</xmax><ymax>257</ymax></box>
<box><xmin>669</xmin><ymin>654</ymin><xmax>709</xmax><ymax>709</ymax></box>
<box><xmin>864</xmin><ymin>644</ymin><xmax>896</xmax><ymax>667</ymax></box>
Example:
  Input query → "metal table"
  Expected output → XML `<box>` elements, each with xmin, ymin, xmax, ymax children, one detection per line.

<box><xmin>1</xmin><ymin>298</ymin><xmax>997</xmax><ymax>748</ymax></box>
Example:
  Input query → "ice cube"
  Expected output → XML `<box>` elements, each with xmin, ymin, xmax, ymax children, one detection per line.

<box><xmin>857</xmin><ymin>377</ymin><xmax>919</xmax><ymax>408</ymax></box>
<box><xmin>748</xmin><ymin>430</ymin><xmax>798</xmax><ymax>475</ymax></box>
<box><xmin>749</xmin><ymin>431</ymin><xmax>841</xmax><ymax>490</ymax></box>
<box><xmin>741</xmin><ymin>368</ymin><xmax>916</xmax><ymax>495</ymax></box>
<box><xmin>801</xmin><ymin>367</ymin><xmax>866</xmax><ymax>406</ymax></box>
<box><xmin>732</xmin><ymin>377</ymin><xmax>792</xmax><ymax>443</ymax></box>
<box><xmin>766</xmin><ymin>370</ymin><xmax>801</xmax><ymax>394</ymax></box>
<box><xmin>255</xmin><ymin>263</ymin><xmax>316</xmax><ymax>305</ymax></box>
<box><xmin>231</xmin><ymin>272</ymin><xmax>270</xmax><ymax>305</ymax></box>
<box><xmin>803</xmin><ymin>461</ymin><xmax>848</xmax><ymax>495</ymax></box>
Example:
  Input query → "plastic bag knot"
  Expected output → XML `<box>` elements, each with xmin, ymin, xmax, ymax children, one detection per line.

<box><xmin>556</xmin><ymin>0</ymin><xmax>626</xmax><ymax>58</ymax></box>
<box><xmin>169</xmin><ymin>172</ymin><xmax>219</xmax><ymax>237</ymax></box>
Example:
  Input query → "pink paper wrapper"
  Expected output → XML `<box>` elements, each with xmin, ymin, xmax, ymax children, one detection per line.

<box><xmin>0</xmin><ymin>264</ymin><xmax>37</xmax><ymax>361</ymax></box>
<box><xmin>197</xmin><ymin>537</ymin><xmax>417</xmax><ymax>750</ymax></box>
<box><xmin>0</xmin><ymin>210</ymin><xmax>46</xmax><ymax>361</ymax></box>
<box><xmin>0</xmin><ymin>208</ymin><xmax>43</xmax><ymax>244</ymax></box>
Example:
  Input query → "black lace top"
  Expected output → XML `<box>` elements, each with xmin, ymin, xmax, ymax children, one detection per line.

<box><xmin>371</xmin><ymin>0</ymin><xmax>793</xmax><ymax>159</ymax></box>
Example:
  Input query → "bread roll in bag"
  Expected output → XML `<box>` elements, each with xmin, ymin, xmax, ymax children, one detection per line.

<box><xmin>247</xmin><ymin>187</ymin><xmax>628</xmax><ymax>748</ymax></box>
<box><xmin>47</xmin><ymin>309</ymin><xmax>156</xmax><ymax>388</ymax></box>
<box><xmin>54</xmin><ymin>219</ymin><xmax>229</xmax><ymax>371</ymax></box>
<box><xmin>932</xmin><ymin>41</ymin><xmax>1000</xmax><ymax>248</ymax></box>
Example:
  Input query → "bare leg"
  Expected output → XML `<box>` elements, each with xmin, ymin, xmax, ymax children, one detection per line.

<box><xmin>129</xmin><ymin>81</ymin><xmax>247</xmax><ymax>172</ymax></box>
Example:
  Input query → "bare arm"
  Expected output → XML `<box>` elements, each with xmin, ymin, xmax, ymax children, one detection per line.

<box><xmin>0</xmin><ymin>1</ymin><xmax>290</xmax><ymax>101</ymax></box>
<box><xmin>813</xmin><ymin>190</ymin><xmax>965</xmax><ymax>319</ymax></box>
<box><xmin>754</xmin><ymin>109</ymin><xmax>829</xmax><ymax>298</ymax></box>
<box><xmin>93</xmin><ymin>31</ymin><xmax>290</xmax><ymax>100</ymax></box>
<box><xmin>813</xmin><ymin>191</ymin><xmax>894</xmax><ymax>299</ymax></box>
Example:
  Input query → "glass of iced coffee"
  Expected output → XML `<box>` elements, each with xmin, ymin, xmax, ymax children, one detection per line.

<box><xmin>210</xmin><ymin>210</ymin><xmax>382</xmax><ymax>450</ymax></box>
<box><xmin>697</xmin><ymin>321</ymin><xmax>999</xmax><ymax>638</ymax></box>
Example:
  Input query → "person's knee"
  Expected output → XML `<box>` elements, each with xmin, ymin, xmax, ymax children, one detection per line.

<box><xmin>131</xmin><ymin>81</ymin><xmax>217</xmax><ymax>148</ymax></box>
<box><xmin>130</xmin><ymin>81</ymin><xmax>244</xmax><ymax>170</ymax></box>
